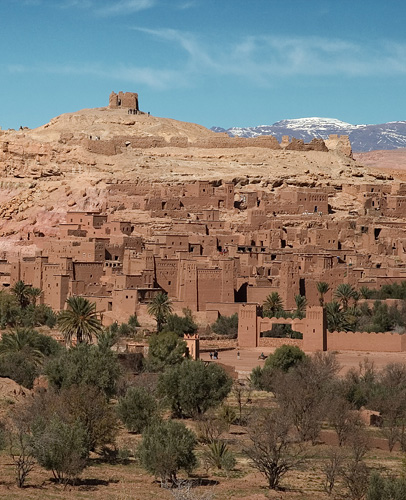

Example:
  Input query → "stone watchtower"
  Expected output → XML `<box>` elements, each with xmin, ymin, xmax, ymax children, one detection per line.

<box><xmin>109</xmin><ymin>91</ymin><xmax>139</xmax><ymax>111</ymax></box>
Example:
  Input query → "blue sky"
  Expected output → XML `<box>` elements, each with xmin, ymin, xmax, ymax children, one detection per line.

<box><xmin>1</xmin><ymin>0</ymin><xmax>405</xmax><ymax>130</ymax></box>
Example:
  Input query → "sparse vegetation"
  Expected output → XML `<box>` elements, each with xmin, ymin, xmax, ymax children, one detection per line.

<box><xmin>117</xmin><ymin>386</ymin><xmax>160</xmax><ymax>433</ymax></box>
<box><xmin>158</xmin><ymin>359</ymin><xmax>232</xmax><ymax>418</ymax></box>
<box><xmin>137</xmin><ymin>419</ymin><xmax>198</xmax><ymax>485</ymax></box>
<box><xmin>211</xmin><ymin>313</ymin><xmax>238</xmax><ymax>338</ymax></box>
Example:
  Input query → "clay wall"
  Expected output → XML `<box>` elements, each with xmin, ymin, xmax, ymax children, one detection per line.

<box><xmin>39</xmin><ymin>240</ymin><xmax>105</xmax><ymax>262</ymax></box>
<box><xmin>383</xmin><ymin>196</ymin><xmax>406</xmax><ymax>217</ymax></box>
<box><xmin>185</xmin><ymin>181</ymin><xmax>214</xmax><ymax>198</ymax></box>
<box><xmin>178</xmin><ymin>261</ymin><xmax>198</xmax><ymax>310</ymax></box>
<box><xmin>66</xmin><ymin>212</ymin><xmax>107</xmax><ymax>227</ymax></box>
<box><xmin>205</xmin><ymin>302</ymin><xmax>240</xmax><ymax>320</ymax></box>
<box><xmin>308</xmin><ymin>229</ymin><xmax>340</xmax><ymax>250</ymax></box>
<box><xmin>72</xmin><ymin>262</ymin><xmax>104</xmax><ymax>285</ymax></box>
<box><xmin>324</xmin><ymin>135</ymin><xmax>352</xmax><ymax>157</ymax></box>
<box><xmin>202</xmin><ymin>209</ymin><xmax>220</xmax><ymax>222</ymax></box>
<box><xmin>238</xmin><ymin>303</ymin><xmax>259</xmax><ymax>347</ymax></box>
<box><xmin>85</xmin><ymin>139</ymin><xmax>117</xmax><ymax>156</ymax></box>
<box><xmin>105</xmin><ymin>243</ymin><xmax>124</xmax><ymax>262</ymax></box>
<box><xmin>155</xmin><ymin>259</ymin><xmax>179</xmax><ymax>297</ymax></box>
<box><xmin>285</xmin><ymin>137</ymin><xmax>328</xmax><ymax>152</ymax></box>
<box><xmin>18</xmin><ymin>258</ymin><xmax>37</xmax><ymax>287</ymax></box>
<box><xmin>197</xmin><ymin>269</ymin><xmax>223</xmax><ymax>310</ymax></box>
<box><xmin>342</xmin><ymin>183</ymin><xmax>389</xmax><ymax>196</ymax></box>
<box><xmin>247</xmin><ymin>208</ymin><xmax>267</xmax><ymax>229</ymax></box>
<box><xmin>172</xmin><ymin>221</ymin><xmax>207</xmax><ymax>234</ymax></box>
<box><xmin>110</xmin><ymin>289</ymin><xmax>139</xmax><ymax>318</ymax></box>
<box><xmin>327</xmin><ymin>330</ymin><xmax>406</xmax><ymax>352</ymax></box>
<box><xmin>83</xmin><ymin>133</ymin><xmax>319</xmax><ymax>155</ymax></box>
<box><xmin>42</xmin><ymin>268</ymin><xmax>69</xmax><ymax>311</ymax></box>
<box><xmin>192</xmin><ymin>135</ymin><xmax>281</xmax><ymax>149</ymax></box>
<box><xmin>102</xmin><ymin>221</ymin><xmax>132</xmax><ymax>236</ymax></box>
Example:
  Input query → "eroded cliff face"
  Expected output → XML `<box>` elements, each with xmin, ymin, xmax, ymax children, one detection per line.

<box><xmin>0</xmin><ymin>106</ymin><xmax>390</xmax><ymax>244</ymax></box>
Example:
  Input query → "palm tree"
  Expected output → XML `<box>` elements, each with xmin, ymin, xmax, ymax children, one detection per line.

<box><xmin>316</xmin><ymin>282</ymin><xmax>330</xmax><ymax>307</ymax></box>
<box><xmin>0</xmin><ymin>328</ymin><xmax>44</xmax><ymax>366</ymax></box>
<box><xmin>263</xmin><ymin>292</ymin><xmax>283</xmax><ymax>318</ymax></box>
<box><xmin>96</xmin><ymin>329</ymin><xmax>118</xmax><ymax>351</ymax></box>
<box><xmin>0</xmin><ymin>291</ymin><xmax>20</xmax><ymax>328</ymax></box>
<box><xmin>325</xmin><ymin>301</ymin><xmax>349</xmax><ymax>332</ymax></box>
<box><xmin>147</xmin><ymin>292</ymin><xmax>173</xmax><ymax>332</ymax></box>
<box><xmin>345</xmin><ymin>305</ymin><xmax>361</xmax><ymax>332</ymax></box>
<box><xmin>58</xmin><ymin>296</ymin><xmax>102</xmax><ymax>345</ymax></box>
<box><xmin>334</xmin><ymin>284</ymin><xmax>357</xmax><ymax>312</ymax></box>
<box><xmin>27</xmin><ymin>287</ymin><xmax>42</xmax><ymax>306</ymax></box>
<box><xmin>359</xmin><ymin>286</ymin><xmax>373</xmax><ymax>300</ymax></box>
<box><xmin>11</xmin><ymin>280</ymin><xmax>31</xmax><ymax>309</ymax></box>
<box><xmin>294</xmin><ymin>295</ymin><xmax>307</xmax><ymax>319</ymax></box>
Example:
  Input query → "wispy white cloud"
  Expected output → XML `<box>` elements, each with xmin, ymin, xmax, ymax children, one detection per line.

<box><xmin>135</xmin><ymin>27</ymin><xmax>215</xmax><ymax>70</ymax></box>
<box><xmin>59</xmin><ymin>0</ymin><xmax>93</xmax><ymax>9</ymax></box>
<box><xmin>95</xmin><ymin>0</ymin><xmax>156</xmax><ymax>16</ymax></box>
<box><xmin>17</xmin><ymin>0</ymin><xmax>156</xmax><ymax>15</ymax></box>
<box><xmin>136</xmin><ymin>30</ymin><xmax>406</xmax><ymax>82</ymax></box>
<box><xmin>266</xmin><ymin>36</ymin><xmax>406</xmax><ymax>78</ymax></box>
<box><xmin>4</xmin><ymin>61</ymin><xmax>186</xmax><ymax>90</ymax></box>
<box><xmin>177</xmin><ymin>1</ymin><xmax>198</xmax><ymax>9</ymax></box>
<box><xmin>4</xmin><ymin>32</ymin><xmax>406</xmax><ymax>92</ymax></box>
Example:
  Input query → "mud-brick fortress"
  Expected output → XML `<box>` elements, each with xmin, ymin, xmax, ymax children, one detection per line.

<box><xmin>2</xmin><ymin>176</ymin><xmax>406</xmax><ymax>353</ymax></box>
<box><xmin>1</xmin><ymin>91</ymin><xmax>406</xmax><ymax>353</ymax></box>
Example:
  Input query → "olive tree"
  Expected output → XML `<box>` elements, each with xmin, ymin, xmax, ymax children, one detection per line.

<box><xmin>138</xmin><ymin>419</ymin><xmax>197</xmax><ymax>485</ymax></box>
<box><xmin>117</xmin><ymin>386</ymin><xmax>159</xmax><ymax>433</ymax></box>
<box><xmin>158</xmin><ymin>360</ymin><xmax>232</xmax><ymax>418</ymax></box>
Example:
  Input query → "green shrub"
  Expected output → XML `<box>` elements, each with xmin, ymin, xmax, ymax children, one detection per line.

<box><xmin>211</xmin><ymin>314</ymin><xmax>238</xmax><ymax>338</ymax></box>
<box><xmin>264</xmin><ymin>345</ymin><xmax>306</xmax><ymax>372</ymax></box>
<box><xmin>45</xmin><ymin>343</ymin><xmax>120</xmax><ymax>399</ymax></box>
<box><xmin>158</xmin><ymin>360</ymin><xmax>232</xmax><ymax>418</ymax></box>
<box><xmin>32</xmin><ymin>416</ymin><xmax>88</xmax><ymax>483</ymax></box>
<box><xmin>117</xmin><ymin>386</ymin><xmax>159</xmax><ymax>433</ymax></box>
<box><xmin>137</xmin><ymin>419</ymin><xmax>197</xmax><ymax>485</ymax></box>
<box><xmin>261</xmin><ymin>324</ymin><xmax>303</xmax><ymax>339</ymax></box>
<box><xmin>367</xmin><ymin>472</ymin><xmax>406</xmax><ymax>500</ymax></box>
<box><xmin>250</xmin><ymin>345</ymin><xmax>307</xmax><ymax>391</ymax></box>
<box><xmin>0</xmin><ymin>352</ymin><xmax>37</xmax><ymax>389</ymax></box>
<box><xmin>162</xmin><ymin>313</ymin><xmax>198</xmax><ymax>336</ymax></box>
<box><xmin>147</xmin><ymin>331</ymin><xmax>187</xmax><ymax>372</ymax></box>
<box><xmin>202</xmin><ymin>440</ymin><xmax>236</xmax><ymax>472</ymax></box>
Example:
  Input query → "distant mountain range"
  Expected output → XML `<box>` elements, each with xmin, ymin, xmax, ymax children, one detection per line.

<box><xmin>211</xmin><ymin>118</ymin><xmax>406</xmax><ymax>153</ymax></box>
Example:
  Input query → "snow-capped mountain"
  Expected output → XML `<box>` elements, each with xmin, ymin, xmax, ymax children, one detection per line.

<box><xmin>211</xmin><ymin>118</ymin><xmax>406</xmax><ymax>153</ymax></box>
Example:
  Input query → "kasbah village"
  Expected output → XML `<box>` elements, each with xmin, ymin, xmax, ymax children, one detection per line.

<box><xmin>2</xmin><ymin>92</ymin><xmax>406</xmax><ymax>499</ymax></box>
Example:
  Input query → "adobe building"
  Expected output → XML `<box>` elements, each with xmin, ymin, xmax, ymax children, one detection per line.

<box><xmin>2</xmin><ymin>174</ymin><xmax>406</xmax><ymax>346</ymax></box>
<box><xmin>109</xmin><ymin>91</ymin><xmax>139</xmax><ymax>111</ymax></box>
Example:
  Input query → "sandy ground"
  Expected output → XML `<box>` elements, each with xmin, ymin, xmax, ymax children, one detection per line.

<box><xmin>200</xmin><ymin>345</ymin><xmax>406</xmax><ymax>378</ymax></box>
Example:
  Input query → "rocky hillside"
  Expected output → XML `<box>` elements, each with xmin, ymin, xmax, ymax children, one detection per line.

<box><xmin>0</xmin><ymin>106</ymin><xmax>395</xmax><ymax>244</ymax></box>
<box><xmin>212</xmin><ymin>118</ymin><xmax>406</xmax><ymax>153</ymax></box>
